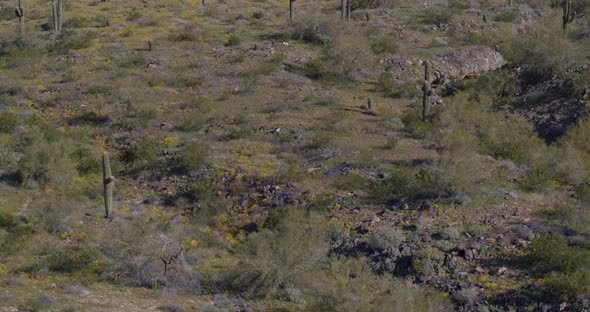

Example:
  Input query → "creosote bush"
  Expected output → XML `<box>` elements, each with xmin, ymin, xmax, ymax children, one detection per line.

<box><xmin>181</xmin><ymin>141</ymin><xmax>209</xmax><ymax>172</ymax></box>
<box><xmin>498</xmin><ymin>19</ymin><xmax>581</xmax><ymax>84</ymax></box>
<box><xmin>526</xmin><ymin>234</ymin><xmax>590</xmax><ymax>301</ymax></box>
<box><xmin>324</xmin><ymin>35</ymin><xmax>374</xmax><ymax>80</ymax></box>
<box><xmin>17</xmin><ymin>125</ymin><xmax>77</xmax><ymax>189</ymax></box>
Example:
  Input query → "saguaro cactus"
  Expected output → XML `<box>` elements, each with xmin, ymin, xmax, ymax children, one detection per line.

<box><xmin>563</xmin><ymin>0</ymin><xmax>575</xmax><ymax>36</ymax></box>
<box><xmin>51</xmin><ymin>0</ymin><xmax>63</xmax><ymax>33</ymax></box>
<box><xmin>346</xmin><ymin>0</ymin><xmax>351</xmax><ymax>21</ymax></box>
<box><xmin>15</xmin><ymin>0</ymin><xmax>25</xmax><ymax>37</ymax></box>
<box><xmin>422</xmin><ymin>61</ymin><xmax>432</xmax><ymax>122</ymax></box>
<box><xmin>289</xmin><ymin>0</ymin><xmax>296</xmax><ymax>23</ymax></box>
<box><xmin>103</xmin><ymin>152</ymin><xmax>115</xmax><ymax>218</ymax></box>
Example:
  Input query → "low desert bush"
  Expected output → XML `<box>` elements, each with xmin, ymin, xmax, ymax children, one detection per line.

<box><xmin>421</xmin><ymin>8</ymin><xmax>451</xmax><ymax>25</ymax></box>
<box><xmin>181</xmin><ymin>141</ymin><xmax>209</xmax><ymax>172</ymax></box>
<box><xmin>46</xmin><ymin>245</ymin><xmax>105</xmax><ymax>273</ymax></box>
<box><xmin>526</xmin><ymin>234</ymin><xmax>590</xmax><ymax>301</ymax></box>
<box><xmin>498</xmin><ymin>19</ymin><xmax>581</xmax><ymax>84</ymax></box>
<box><xmin>16</xmin><ymin>125</ymin><xmax>77</xmax><ymax>189</ymax></box>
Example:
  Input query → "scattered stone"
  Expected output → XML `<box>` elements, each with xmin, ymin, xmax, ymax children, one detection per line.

<box><xmin>496</xmin><ymin>266</ymin><xmax>507</xmax><ymax>275</ymax></box>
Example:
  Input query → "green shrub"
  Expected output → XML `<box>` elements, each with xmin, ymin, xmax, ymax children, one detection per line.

<box><xmin>240</xmin><ymin>209</ymin><xmax>330</xmax><ymax>296</ymax></box>
<box><xmin>125</xmin><ymin>7</ymin><xmax>142</xmax><ymax>21</ymax></box>
<box><xmin>181</xmin><ymin>141</ymin><xmax>209</xmax><ymax>172</ymax></box>
<box><xmin>377</xmin><ymin>73</ymin><xmax>416</xmax><ymax>98</ymax></box>
<box><xmin>0</xmin><ymin>211</ymin><xmax>15</xmax><ymax>228</ymax></box>
<box><xmin>30</xmin><ymin>194</ymin><xmax>81</xmax><ymax>234</ymax></box>
<box><xmin>119</xmin><ymin>137</ymin><xmax>161</xmax><ymax>168</ymax></box>
<box><xmin>177</xmin><ymin>111</ymin><xmax>208</xmax><ymax>132</ymax></box>
<box><xmin>0</xmin><ymin>111</ymin><xmax>20</xmax><ymax>134</ymax></box>
<box><xmin>371</xmin><ymin>36</ymin><xmax>399</xmax><ymax>55</ymax></box>
<box><xmin>225</xmin><ymin>33</ymin><xmax>241</xmax><ymax>46</ymax></box>
<box><xmin>117</xmin><ymin>54</ymin><xmax>147</xmax><ymax>68</ymax></box>
<box><xmin>291</xmin><ymin>14</ymin><xmax>350</xmax><ymax>45</ymax></box>
<box><xmin>497</xmin><ymin>10</ymin><xmax>519</xmax><ymax>23</ymax></box>
<box><xmin>171</xmin><ymin>31</ymin><xmax>196</xmax><ymax>42</ymax></box>
<box><xmin>448</xmin><ymin>0</ymin><xmax>471</xmax><ymax>10</ymax></box>
<box><xmin>352</xmin><ymin>0</ymin><xmax>398</xmax><ymax>9</ymax></box>
<box><xmin>46</xmin><ymin>245</ymin><xmax>103</xmax><ymax>273</ymax></box>
<box><xmin>369</xmin><ymin>226</ymin><xmax>405</xmax><ymax>255</ymax></box>
<box><xmin>421</xmin><ymin>9</ymin><xmax>451</xmax><ymax>25</ymax></box>
<box><xmin>185</xmin><ymin>179</ymin><xmax>215</xmax><ymax>203</ymax></box>
<box><xmin>561</xmin><ymin>117</ymin><xmax>590</xmax><ymax>154</ymax></box>
<box><xmin>440</xmin><ymin>93</ymin><xmax>544</xmax><ymax>164</ymax></box>
<box><xmin>545</xmin><ymin>271</ymin><xmax>590</xmax><ymax>302</ymax></box>
<box><xmin>17</xmin><ymin>126</ymin><xmax>77</xmax><ymax>189</ymax></box>
<box><xmin>166</xmin><ymin>76</ymin><xmax>205</xmax><ymax>88</ymax></box>
<box><xmin>0</xmin><ymin>134</ymin><xmax>18</xmax><ymax>174</ymax></box>
<box><xmin>47</xmin><ymin>31</ymin><xmax>97</xmax><ymax>54</ymax></box>
<box><xmin>323</xmin><ymin>35</ymin><xmax>374</xmax><ymax>81</ymax></box>
<box><xmin>383</xmin><ymin>137</ymin><xmax>398</xmax><ymax>150</ymax></box>
<box><xmin>304</xmin><ymin>258</ymin><xmax>451</xmax><ymax>311</ymax></box>
<box><xmin>526</xmin><ymin>234</ymin><xmax>590</xmax><ymax>301</ymax></box>
<box><xmin>222</xmin><ymin>124</ymin><xmax>254</xmax><ymax>141</ymax></box>
<box><xmin>526</xmin><ymin>234</ymin><xmax>590</xmax><ymax>273</ymax></box>
<box><xmin>303</xmin><ymin>58</ymin><xmax>324</xmax><ymax>79</ymax></box>
<box><xmin>0</xmin><ymin>7</ymin><xmax>15</xmax><ymax>20</ymax></box>
<box><xmin>64</xmin><ymin>16</ymin><xmax>92</xmax><ymax>28</ymax></box>
<box><xmin>498</xmin><ymin>19</ymin><xmax>581</xmax><ymax>83</ymax></box>
<box><xmin>373</xmin><ymin>167</ymin><xmax>442</xmax><ymax>204</ymax></box>
<box><xmin>72</xmin><ymin>144</ymin><xmax>102</xmax><ymax>175</ymax></box>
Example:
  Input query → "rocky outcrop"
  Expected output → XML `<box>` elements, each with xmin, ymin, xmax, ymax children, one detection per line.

<box><xmin>434</xmin><ymin>45</ymin><xmax>505</xmax><ymax>80</ymax></box>
<box><xmin>512</xmin><ymin>74</ymin><xmax>590</xmax><ymax>143</ymax></box>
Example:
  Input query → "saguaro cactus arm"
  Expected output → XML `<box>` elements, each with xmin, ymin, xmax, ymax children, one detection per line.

<box><xmin>15</xmin><ymin>0</ymin><xmax>24</xmax><ymax>18</ymax></box>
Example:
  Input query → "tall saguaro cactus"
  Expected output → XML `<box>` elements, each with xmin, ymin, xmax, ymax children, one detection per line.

<box><xmin>563</xmin><ymin>0</ymin><xmax>575</xmax><ymax>36</ymax></box>
<box><xmin>346</xmin><ymin>0</ymin><xmax>351</xmax><ymax>21</ymax></box>
<box><xmin>289</xmin><ymin>0</ymin><xmax>296</xmax><ymax>23</ymax></box>
<box><xmin>103</xmin><ymin>152</ymin><xmax>115</xmax><ymax>218</ymax></box>
<box><xmin>51</xmin><ymin>0</ymin><xmax>63</xmax><ymax>33</ymax></box>
<box><xmin>15</xmin><ymin>0</ymin><xmax>25</xmax><ymax>37</ymax></box>
<box><xmin>422</xmin><ymin>61</ymin><xmax>432</xmax><ymax>122</ymax></box>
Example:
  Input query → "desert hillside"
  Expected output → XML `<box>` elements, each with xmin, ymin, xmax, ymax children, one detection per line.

<box><xmin>1</xmin><ymin>0</ymin><xmax>590</xmax><ymax>311</ymax></box>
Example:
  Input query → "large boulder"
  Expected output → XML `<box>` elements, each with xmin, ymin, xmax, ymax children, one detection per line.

<box><xmin>434</xmin><ymin>45</ymin><xmax>505</xmax><ymax>80</ymax></box>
